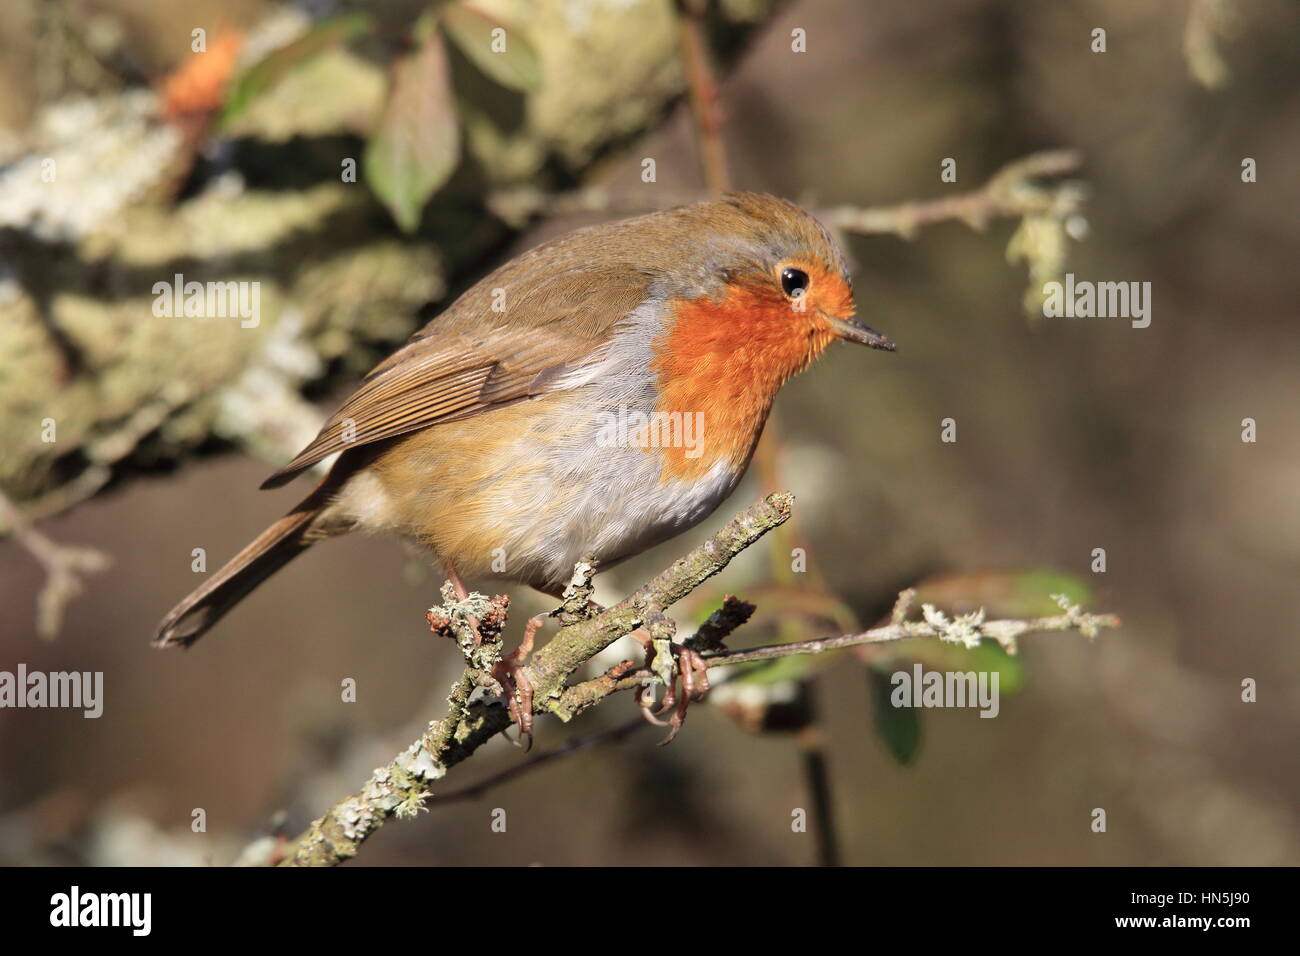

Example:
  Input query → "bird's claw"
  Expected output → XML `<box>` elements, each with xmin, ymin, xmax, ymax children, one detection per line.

<box><xmin>492</xmin><ymin>611</ymin><xmax>549</xmax><ymax>751</ymax></box>
<box><xmin>635</xmin><ymin>635</ymin><xmax>710</xmax><ymax>745</ymax></box>
<box><xmin>493</xmin><ymin>653</ymin><xmax>534</xmax><ymax>750</ymax></box>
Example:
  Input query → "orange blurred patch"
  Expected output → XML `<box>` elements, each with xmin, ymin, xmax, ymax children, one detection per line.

<box><xmin>160</xmin><ymin>30</ymin><xmax>244</xmax><ymax>121</ymax></box>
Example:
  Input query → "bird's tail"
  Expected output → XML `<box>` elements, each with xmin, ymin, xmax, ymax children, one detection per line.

<box><xmin>154</xmin><ymin>480</ymin><xmax>336</xmax><ymax>649</ymax></box>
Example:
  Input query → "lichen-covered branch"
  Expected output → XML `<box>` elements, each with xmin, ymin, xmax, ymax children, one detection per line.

<box><xmin>277</xmin><ymin>492</ymin><xmax>794</xmax><ymax>866</ymax></box>
<box><xmin>706</xmin><ymin>588</ymin><xmax>1120</xmax><ymax>662</ymax></box>
<box><xmin>488</xmin><ymin>150</ymin><xmax>1083</xmax><ymax>232</ymax></box>
<box><xmin>275</xmin><ymin>495</ymin><xmax>1119</xmax><ymax>867</ymax></box>
<box><xmin>526</xmin><ymin>492</ymin><xmax>795</xmax><ymax>700</ymax></box>
<box><xmin>550</xmin><ymin>591</ymin><xmax>1119</xmax><ymax>722</ymax></box>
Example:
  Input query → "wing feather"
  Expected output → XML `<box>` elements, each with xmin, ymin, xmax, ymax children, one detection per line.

<box><xmin>260</xmin><ymin>262</ymin><xmax>651</xmax><ymax>489</ymax></box>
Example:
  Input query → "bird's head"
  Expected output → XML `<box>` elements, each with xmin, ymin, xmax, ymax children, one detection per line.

<box><xmin>652</xmin><ymin>193</ymin><xmax>894</xmax><ymax>398</ymax></box>
<box><xmin>639</xmin><ymin>194</ymin><xmax>895</xmax><ymax>477</ymax></box>
<box><xmin>698</xmin><ymin>192</ymin><xmax>893</xmax><ymax>354</ymax></box>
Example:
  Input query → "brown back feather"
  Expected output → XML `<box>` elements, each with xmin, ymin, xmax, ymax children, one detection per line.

<box><xmin>261</xmin><ymin>261</ymin><xmax>650</xmax><ymax>488</ymax></box>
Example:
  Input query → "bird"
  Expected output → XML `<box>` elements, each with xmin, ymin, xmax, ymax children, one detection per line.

<box><xmin>155</xmin><ymin>192</ymin><xmax>894</xmax><ymax>738</ymax></box>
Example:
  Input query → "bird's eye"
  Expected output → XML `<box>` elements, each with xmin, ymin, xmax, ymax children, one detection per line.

<box><xmin>781</xmin><ymin>267</ymin><xmax>809</xmax><ymax>299</ymax></box>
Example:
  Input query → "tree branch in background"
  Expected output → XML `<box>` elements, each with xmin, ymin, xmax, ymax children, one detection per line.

<box><xmin>0</xmin><ymin>490</ymin><xmax>110</xmax><ymax>640</ymax></box>
<box><xmin>490</xmin><ymin>150</ymin><xmax>1086</xmax><ymax>246</ymax></box>
<box><xmin>823</xmin><ymin>149</ymin><xmax>1085</xmax><ymax>239</ymax></box>
<box><xmin>797</xmin><ymin>716</ymin><xmax>840</xmax><ymax>868</ymax></box>
<box><xmin>826</xmin><ymin>149</ymin><xmax>1087</xmax><ymax>318</ymax></box>
<box><xmin>675</xmin><ymin>0</ymin><xmax>732</xmax><ymax>194</ymax></box>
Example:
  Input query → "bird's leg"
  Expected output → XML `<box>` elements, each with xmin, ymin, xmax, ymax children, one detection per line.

<box><xmin>631</xmin><ymin>627</ymin><xmax>711</xmax><ymax>744</ymax></box>
<box><xmin>440</xmin><ymin>558</ymin><xmax>488</xmax><ymax>647</ymax></box>
<box><xmin>445</xmin><ymin>564</ymin><xmax>470</xmax><ymax>602</ymax></box>
<box><xmin>492</xmin><ymin>612</ymin><xmax>547</xmax><ymax>750</ymax></box>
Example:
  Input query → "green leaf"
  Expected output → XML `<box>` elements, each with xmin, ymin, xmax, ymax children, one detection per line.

<box><xmin>728</xmin><ymin>653</ymin><xmax>816</xmax><ymax>686</ymax></box>
<box><xmin>440</xmin><ymin>2</ymin><xmax>542</xmax><ymax>91</ymax></box>
<box><xmin>1006</xmin><ymin>568</ymin><xmax>1092</xmax><ymax>614</ymax></box>
<box><xmin>220</xmin><ymin>13</ymin><xmax>373</xmax><ymax>127</ymax></box>
<box><xmin>869</xmin><ymin>668</ymin><xmax>921</xmax><ymax>765</ymax></box>
<box><xmin>364</xmin><ymin>27</ymin><xmax>461</xmax><ymax>233</ymax></box>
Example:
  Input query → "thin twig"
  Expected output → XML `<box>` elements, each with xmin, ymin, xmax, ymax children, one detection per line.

<box><xmin>0</xmin><ymin>490</ymin><xmax>111</xmax><ymax>640</ymax></box>
<box><xmin>824</xmin><ymin>149</ymin><xmax>1085</xmax><ymax>239</ymax></box>
<box><xmin>675</xmin><ymin>0</ymin><xmax>731</xmax><ymax>194</ymax></box>
<box><xmin>715</xmin><ymin>610</ymin><xmax>1118</xmax><ymax>664</ymax></box>
<box><xmin>488</xmin><ymin>151</ymin><xmax>1084</xmax><ymax>244</ymax></box>
<box><xmin>552</xmin><ymin>591</ymin><xmax>1121</xmax><ymax>720</ymax></box>
<box><xmin>797</xmin><ymin>718</ymin><xmax>840</xmax><ymax>868</ymax></box>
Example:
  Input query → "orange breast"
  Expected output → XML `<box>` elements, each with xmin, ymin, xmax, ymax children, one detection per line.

<box><xmin>650</xmin><ymin>282</ymin><xmax>835</xmax><ymax>481</ymax></box>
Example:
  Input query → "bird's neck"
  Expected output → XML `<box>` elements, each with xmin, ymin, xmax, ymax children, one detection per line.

<box><xmin>650</xmin><ymin>284</ymin><xmax>834</xmax><ymax>480</ymax></box>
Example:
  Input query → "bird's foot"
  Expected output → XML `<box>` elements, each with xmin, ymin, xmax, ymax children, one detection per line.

<box><xmin>491</xmin><ymin>612</ymin><xmax>548</xmax><ymax>750</ymax></box>
<box><xmin>632</xmin><ymin>628</ymin><xmax>711</xmax><ymax>745</ymax></box>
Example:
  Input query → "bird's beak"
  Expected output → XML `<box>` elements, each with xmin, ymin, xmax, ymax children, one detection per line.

<box><xmin>822</xmin><ymin>313</ymin><xmax>896</xmax><ymax>352</ymax></box>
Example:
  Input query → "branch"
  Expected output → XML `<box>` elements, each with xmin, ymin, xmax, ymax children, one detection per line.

<box><xmin>275</xmin><ymin>494</ymin><xmax>1119</xmax><ymax>868</ymax></box>
<box><xmin>823</xmin><ymin>149</ymin><xmax>1085</xmax><ymax>239</ymax></box>
<box><xmin>550</xmin><ymin>590</ymin><xmax>1120</xmax><ymax>720</ymax></box>
<box><xmin>706</xmin><ymin>590</ymin><xmax>1120</xmax><ymax>661</ymax></box>
<box><xmin>675</xmin><ymin>0</ymin><xmax>732</xmax><ymax>194</ymax></box>
<box><xmin>525</xmin><ymin>492</ymin><xmax>796</xmax><ymax>699</ymax></box>
<box><xmin>488</xmin><ymin>150</ymin><xmax>1087</xmax><ymax>330</ymax></box>
<box><xmin>277</xmin><ymin>492</ymin><xmax>794</xmax><ymax>866</ymax></box>
<box><xmin>0</xmin><ymin>490</ymin><xmax>111</xmax><ymax>640</ymax></box>
<box><xmin>489</xmin><ymin>151</ymin><xmax>1086</xmax><ymax>252</ymax></box>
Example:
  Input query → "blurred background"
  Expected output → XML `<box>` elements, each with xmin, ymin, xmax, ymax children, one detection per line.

<box><xmin>0</xmin><ymin>0</ymin><xmax>1297</xmax><ymax>866</ymax></box>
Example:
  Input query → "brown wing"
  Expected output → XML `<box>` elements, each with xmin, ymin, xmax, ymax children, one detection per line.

<box><xmin>260</xmin><ymin>261</ymin><xmax>650</xmax><ymax>489</ymax></box>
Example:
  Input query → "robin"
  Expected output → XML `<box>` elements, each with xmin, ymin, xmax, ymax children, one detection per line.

<box><xmin>155</xmin><ymin>192</ymin><xmax>895</xmax><ymax>738</ymax></box>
